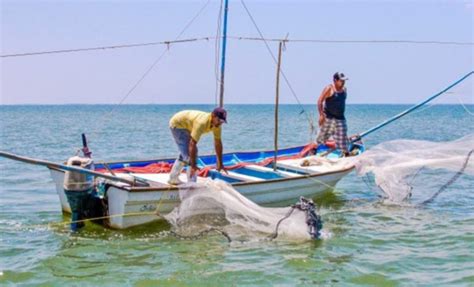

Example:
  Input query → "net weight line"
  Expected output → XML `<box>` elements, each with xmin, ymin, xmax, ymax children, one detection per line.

<box><xmin>418</xmin><ymin>149</ymin><xmax>473</xmax><ymax>206</ymax></box>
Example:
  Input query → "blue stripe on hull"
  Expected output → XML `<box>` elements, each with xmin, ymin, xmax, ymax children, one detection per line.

<box><xmin>95</xmin><ymin>143</ymin><xmax>365</xmax><ymax>182</ymax></box>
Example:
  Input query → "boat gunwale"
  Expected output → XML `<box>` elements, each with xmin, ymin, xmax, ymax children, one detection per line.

<box><xmin>93</xmin><ymin>144</ymin><xmax>315</xmax><ymax>168</ymax></box>
<box><xmin>49</xmin><ymin>163</ymin><xmax>355</xmax><ymax>192</ymax></box>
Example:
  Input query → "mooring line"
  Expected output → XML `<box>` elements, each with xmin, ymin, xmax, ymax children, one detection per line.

<box><xmin>44</xmin><ymin>211</ymin><xmax>159</xmax><ymax>228</ymax></box>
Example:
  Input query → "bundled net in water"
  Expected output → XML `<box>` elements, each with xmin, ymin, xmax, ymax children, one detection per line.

<box><xmin>164</xmin><ymin>179</ymin><xmax>318</xmax><ymax>241</ymax></box>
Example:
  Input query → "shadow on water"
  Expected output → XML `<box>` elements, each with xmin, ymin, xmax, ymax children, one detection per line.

<box><xmin>53</xmin><ymin>213</ymin><xmax>173</xmax><ymax>241</ymax></box>
<box><xmin>311</xmin><ymin>188</ymin><xmax>348</xmax><ymax>210</ymax></box>
<box><xmin>49</xmin><ymin>187</ymin><xmax>355</xmax><ymax>244</ymax></box>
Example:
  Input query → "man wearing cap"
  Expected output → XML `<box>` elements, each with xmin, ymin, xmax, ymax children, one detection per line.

<box><xmin>316</xmin><ymin>72</ymin><xmax>350</xmax><ymax>156</ymax></box>
<box><xmin>168</xmin><ymin>108</ymin><xmax>228</xmax><ymax>185</ymax></box>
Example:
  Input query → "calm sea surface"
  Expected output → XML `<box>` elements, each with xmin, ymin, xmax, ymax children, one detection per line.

<box><xmin>1</xmin><ymin>104</ymin><xmax>473</xmax><ymax>286</ymax></box>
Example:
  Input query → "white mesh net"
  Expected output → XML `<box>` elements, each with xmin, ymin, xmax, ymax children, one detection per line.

<box><xmin>355</xmin><ymin>134</ymin><xmax>474</xmax><ymax>203</ymax></box>
<box><xmin>164</xmin><ymin>179</ymin><xmax>317</xmax><ymax>241</ymax></box>
<box><xmin>163</xmin><ymin>135</ymin><xmax>473</xmax><ymax>240</ymax></box>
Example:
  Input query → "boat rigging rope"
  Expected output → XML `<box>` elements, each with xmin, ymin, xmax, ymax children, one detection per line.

<box><xmin>227</xmin><ymin>37</ymin><xmax>474</xmax><ymax>46</ymax></box>
<box><xmin>2</xmin><ymin>37</ymin><xmax>472</xmax><ymax>58</ymax></box>
<box><xmin>0</xmin><ymin>38</ymin><xmax>211</xmax><ymax>58</ymax></box>
<box><xmin>88</xmin><ymin>0</ymin><xmax>212</xmax><ymax>143</ymax></box>
<box><xmin>239</xmin><ymin>0</ymin><xmax>314</xmax><ymax>134</ymax></box>
<box><xmin>418</xmin><ymin>149</ymin><xmax>473</xmax><ymax>206</ymax></box>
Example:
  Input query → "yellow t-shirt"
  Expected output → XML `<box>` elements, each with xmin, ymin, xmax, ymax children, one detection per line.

<box><xmin>169</xmin><ymin>110</ymin><xmax>222</xmax><ymax>142</ymax></box>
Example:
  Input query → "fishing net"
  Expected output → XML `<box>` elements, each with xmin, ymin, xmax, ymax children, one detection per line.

<box><xmin>164</xmin><ymin>179</ymin><xmax>316</xmax><ymax>241</ymax></box>
<box><xmin>354</xmin><ymin>134</ymin><xmax>474</xmax><ymax>203</ymax></box>
<box><xmin>163</xmin><ymin>135</ymin><xmax>473</xmax><ymax>241</ymax></box>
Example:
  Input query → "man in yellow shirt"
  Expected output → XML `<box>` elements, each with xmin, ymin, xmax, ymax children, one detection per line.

<box><xmin>168</xmin><ymin>108</ymin><xmax>228</xmax><ymax>185</ymax></box>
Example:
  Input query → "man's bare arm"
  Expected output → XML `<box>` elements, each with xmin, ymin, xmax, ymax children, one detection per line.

<box><xmin>189</xmin><ymin>138</ymin><xmax>198</xmax><ymax>169</ymax></box>
<box><xmin>317</xmin><ymin>85</ymin><xmax>332</xmax><ymax>125</ymax></box>
<box><xmin>214</xmin><ymin>138</ymin><xmax>228</xmax><ymax>173</ymax></box>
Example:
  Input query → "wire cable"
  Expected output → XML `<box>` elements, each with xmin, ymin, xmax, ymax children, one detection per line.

<box><xmin>228</xmin><ymin>36</ymin><xmax>474</xmax><ymax>46</ymax></box>
<box><xmin>0</xmin><ymin>38</ymin><xmax>211</xmax><ymax>58</ymax></box>
<box><xmin>240</xmin><ymin>0</ymin><xmax>313</xmax><ymax>129</ymax></box>
<box><xmin>88</xmin><ymin>0</ymin><xmax>212</xmax><ymax>143</ymax></box>
<box><xmin>3</xmin><ymin>37</ymin><xmax>472</xmax><ymax>58</ymax></box>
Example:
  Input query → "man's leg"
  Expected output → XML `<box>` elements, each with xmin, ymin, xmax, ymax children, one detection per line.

<box><xmin>65</xmin><ymin>189</ymin><xmax>90</xmax><ymax>231</ymax></box>
<box><xmin>334</xmin><ymin>119</ymin><xmax>349</xmax><ymax>155</ymax></box>
<box><xmin>316</xmin><ymin>118</ymin><xmax>335</xmax><ymax>145</ymax></box>
<box><xmin>169</xmin><ymin>128</ymin><xmax>191</xmax><ymax>185</ymax></box>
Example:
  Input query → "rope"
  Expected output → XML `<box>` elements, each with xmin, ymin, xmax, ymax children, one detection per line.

<box><xmin>418</xmin><ymin>150</ymin><xmax>473</xmax><ymax>206</ymax></box>
<box><xmin>268</xmin><ymin>206</ymin><xmax>296</xmax><ymax>240</ymax></box>
<box><xmin>87</xmin><ymin>0</ymin><xmax>212</xmax><ymax>143</ymax></box>
<box><xmin>269</xmin><ymin>196</ymin><xmax>322</xmax><ymax>240</ymax></box>
<box><xmin>46</xmin><ymin>211</ymin><xmax>158</xmax><ymax>228</ymax></box>
<box><xmin>1</xmin><ymin>38</ymin><xmax>211</xmax><ymax>58</ymax></box>
<box><xmin>38</xmin><ymin>208</ymin><xmax>233</xmax><ymax>242</ymax></box>
<box><xmin>228</xmin><ymin>36</ymin><xmax>474</xmax><ymax>46</ymax></box>
<box><xmin>240</xmin><ymin>0</ymin><xmax>314</xmax><ymax>130</ymax></box>
<box><xmin>3</xmin><ymin>37</ymin><xmax>471</xmax><ymax>58</ymax></box>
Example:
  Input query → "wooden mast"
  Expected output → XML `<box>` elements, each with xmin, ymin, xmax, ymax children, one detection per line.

<box><xmin>273</xmin><ymin>41</ymin><xmax>284</xmax><ymax>170</ymax></box>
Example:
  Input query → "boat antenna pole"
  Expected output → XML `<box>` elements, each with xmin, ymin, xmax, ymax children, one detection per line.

<box><xmin>273</xmin><ymin>41</ymin><xmax>284</xmax><ymax>170</ymax></box>
<box><xmin>218</xmin><ymin>0</ymin><xmax>229</xmax><ymax>107</ymax></box>
<box><xmin>352</xmin><ymin>71</ymin><xmax>474</xmax><ymax>142</ymax></box>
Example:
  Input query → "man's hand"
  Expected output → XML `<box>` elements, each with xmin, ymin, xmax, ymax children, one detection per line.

<box><xmin>190</xmin><ymin>165</ymin><xmax>200</xmax><ymax>177</ymax></box>
<box><xmin>318</xmin><ymin>115</ymin><xmax>326</xmax><ymax>126</ymax></box>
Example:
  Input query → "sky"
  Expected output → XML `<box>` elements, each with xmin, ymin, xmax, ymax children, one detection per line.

<box><xmin>1</xmin><ymin>0</ymin><xmax>473</xmax><ymax>105</ymax></box>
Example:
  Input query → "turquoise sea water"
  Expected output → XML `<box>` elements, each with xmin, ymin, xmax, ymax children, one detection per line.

<box><xmin>0</xmin><ymin>104</ymin><xmax>473</xmax><ymax>286</ymax></box>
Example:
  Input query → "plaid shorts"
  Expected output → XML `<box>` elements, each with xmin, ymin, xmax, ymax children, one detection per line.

<box><xmin>316</xmin><ymin>118</ymin><xmax>348</xmax><ymax>151</ymax></box>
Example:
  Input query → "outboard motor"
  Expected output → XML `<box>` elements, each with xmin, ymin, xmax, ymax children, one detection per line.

<box><xmin>63</xmin><ymin>134</ymin><xmax>95</xmax><ymax>231</ymax></box>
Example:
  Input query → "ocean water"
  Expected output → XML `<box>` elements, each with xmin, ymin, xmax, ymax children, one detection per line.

<box><xmin>0</xmin><ymin>104</ymin><xmax>473</xmax><ymax>286</ymax></box>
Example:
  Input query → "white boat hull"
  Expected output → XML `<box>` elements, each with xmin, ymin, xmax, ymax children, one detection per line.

<box><xmin>50</xmin><ymin>165</ymin><xmax>353</xmax><ymax>229</ymax></box>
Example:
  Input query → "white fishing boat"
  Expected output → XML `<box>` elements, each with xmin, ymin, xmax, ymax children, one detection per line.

<box><xmin>47</xmin><ymin>143</ymin><xmax>363</xmax><ymax>229</ymax></box>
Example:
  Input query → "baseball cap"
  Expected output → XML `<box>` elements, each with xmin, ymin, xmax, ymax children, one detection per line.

<box><xmin>212</xmin><ymin>107</ymin><xmax>227</xmax><ymax>123</ymax></box>
<box><xmin>333</xmin><ymin>72</ymin><xmax>349</xmax><ymax>81</ymax></box>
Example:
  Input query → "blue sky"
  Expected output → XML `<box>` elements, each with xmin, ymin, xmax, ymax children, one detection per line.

<box><xmin>1</xmin><ymin>0</ymin><xmax>473</xmax><ymax>105</ymax></box>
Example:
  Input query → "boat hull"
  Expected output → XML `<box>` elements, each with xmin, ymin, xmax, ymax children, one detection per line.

<box><xmin>50</xmin><ymin>166</ymin><xmax>352</xmax><ymax>229</ymax></box>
